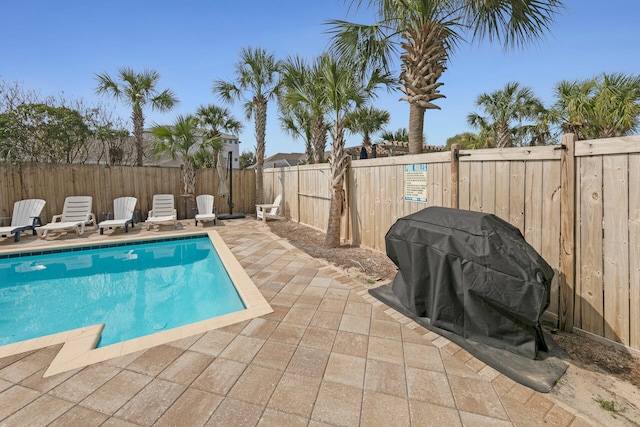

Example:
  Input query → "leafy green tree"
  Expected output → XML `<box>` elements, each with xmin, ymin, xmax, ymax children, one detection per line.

<box><xmin>196</xmin><ymin>104</ymin><xmax>243</xmax><ymax>168</ymax></box>
<box><xmin>213</xmin><ymin>47</ymin><xmax>282</xmax><ymax>204</ymax></box>
<box><xmin>95</xmin><ymin>67</ymin><xmax>178</xmax><ymax>166</ymax></box>
<box><xmin>551</xmin><ymin>73</ymin><xmax>640</xmax><ymax>140</ymax></box>
<box><xmin>0</xmin><ymin>103</ymin><xmax>91</xmax><ymax>164</ymax></box>
<box><xmin>239</xmin><ymin>150</ymin><xmax>256</xmax><ymax>169</ymax></box>
<box><xmin>95</xmin><ymin>125</ymin><xmax>131</xmax><ymax>165</ymax></box>
<box><xmin>467</xmin><ymin>81</ymin><xmax>545</xmax><ymax>148</ymax></box>
<box><xmin>445</xmin><ymin>132</ymin><xmax>487</xmax><ymax>150</ymax></box>
<box><xmin>151</xmin><ymin>115</ymin><xmax>200</xmax><ymax>195</ymax></box>
<box><xmin>344</xmin><ymin>106</ymin><xmax>390</xmax><ymax>147</ymax></box>
<box><xmin>328</xmin><ymin>0</ymin><xmax>563</xmax><ymax>154</ymax></box>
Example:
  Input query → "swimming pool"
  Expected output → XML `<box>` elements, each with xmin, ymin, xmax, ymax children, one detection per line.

<box><xmin>0</xmin><ymin>235</ymin><xmax>245</xmax><ymax>347</ymax></box>
<box><xmin>0</xmin><ymin>231</ymin><xmax>272</xmax><ymax>377</ymax></box>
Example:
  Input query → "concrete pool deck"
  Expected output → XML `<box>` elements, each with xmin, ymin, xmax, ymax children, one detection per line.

<box><xmin>0</xmin><ymin>218</ymin><xmax>598</xmax><ymax>426</ymax></box>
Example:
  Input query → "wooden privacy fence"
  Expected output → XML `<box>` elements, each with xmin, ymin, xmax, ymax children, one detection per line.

<box><xmin>0</xmin><ymin>164</ymin><xmax>255</xmax><ymax>225</ymax></box>
<box><xmin>263</xmin><ymin>134</ymin><xmax>640</xmax><ymax>354</ymax></box>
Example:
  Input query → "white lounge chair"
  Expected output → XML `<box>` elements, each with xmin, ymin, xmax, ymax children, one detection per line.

<box><xmin>146</xmin><ymin>194</ymin><xmax>177</xmax><ymax>230</ymax></box>
<box><xmin>195</xmin><ymin>194</ymin><xmax>216</xmax><ymax>226</ymax></box>
<box><xmin>39</xmin><ymin>196</ymin><xmax>96</xmax><ymax>238</ymax></box>
<box><xmin>98</xmin><ymin>196</ymin><xmax>137</xmax><ymax>235</ymax></box>
<box><xmin>256</xmin><ymin>194</ymin><xmax>282</xmax><ymax>223</ymax></box>
<box><xmin>0</xmin><ymin>199</ymin><xmax>46</xmax><ymax>242</ymax></box>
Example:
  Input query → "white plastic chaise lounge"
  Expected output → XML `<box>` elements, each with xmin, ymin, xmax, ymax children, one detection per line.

<box><xmin>146</xmin><ymin>194</ymin><xmax>177</xmax><ymax>230</ymax></box>
<box><xmin>39</xmin><ymin>196</ymin><xmax>96</xmax><ymax>238</ymax></box>
<box><xmin>0</xmin><ymin>199</ymin><xmax>46</xmax><ymax>242</ymax></box>
<box><xmin>256</xmin><ymin>194</ymin><xmax>282</xmax><ymax>223</ymax></box>
<box><xmin>98</xmin><ymin>196</ymin><xmax>137</xmax><ymax>235</ymax></box>
<box><xmin>194</xmin><ymin>194</ymin><xmax>216</xmax><ymax>226</ymax></box>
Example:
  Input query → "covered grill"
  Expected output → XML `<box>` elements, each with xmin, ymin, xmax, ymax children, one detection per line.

<box><xmin>385</xmin><ymin>206</ymin><xmax>554</xmax><ymax>359</ymax></box>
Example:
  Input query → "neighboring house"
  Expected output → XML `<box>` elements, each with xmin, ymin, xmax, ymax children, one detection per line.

<box><xmin>251</xmin><ymin>152</ymin><xmax>307</xmax><ymax>169</ymax></box>
<box><xmin>144</xmin><ymin>130</ymin><xmax>242</xmax><ymax>169</ymax></box>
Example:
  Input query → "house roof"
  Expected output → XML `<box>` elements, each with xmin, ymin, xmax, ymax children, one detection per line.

<box><xmin>250</xmin><ymin>152</ymin><xmax>307</xmax><ymax>169</ymax></box>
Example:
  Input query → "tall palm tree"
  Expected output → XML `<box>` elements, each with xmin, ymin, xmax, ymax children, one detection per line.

<box><xmin>467</xmin><ymin>81</ymin><xmax>545</xmax><ymax>148</ymax></box>
<box><xmin>95</xmin><ymin>67</ymin><xmax>178</xmax><ymax>166</ymax></box>
<box><xmin>151</xmin><ymin>115</ymin><xmax>200</xmax><ymax>195</ymax></box>
<box><xmin>196</xmin><ymin>104</ymin><xmax>243</xmax><ymax>168</ymax></box>
<box><xmin>328</xmin><ymin>0</ymin><xmax>563</xmax><ymax>154</ymax></box>
<box><xmin>279</xmin><ymin>55</ymin><xmax>331</xmax><ymax>163</ymax></box>
<box><xmin>213</xmin><ymin>47</ymin><xmax>282</xmax><ymax>204</ymax></box>
<box><xmin>321</xmin><ymin>55</ymin><xmax>391</xmax><ymax>248</ymax></box>
<box><xmin>345</xmin><ymin>106</ymin><xmax>390</xmax><ymax>147</ymax></box>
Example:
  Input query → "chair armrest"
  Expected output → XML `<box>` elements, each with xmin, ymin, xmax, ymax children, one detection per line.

<box><xmin>0</xmin><ymin>216</ymin><xmax>9</xmax><ymax>226</ymax></box>
<box><xmin>51</xmin><ymin>214</ymin><xmax>62</xmax><ymax>223</ymax></box>
<box><xmin>256</xmin><ymin>204</ymin><xmax>277</xmax><ymax>209</ymax></box>
<box><xmin>192</xmin><ymin>207</ymin><xmax>198</xmax><ymax>219</ymax></box>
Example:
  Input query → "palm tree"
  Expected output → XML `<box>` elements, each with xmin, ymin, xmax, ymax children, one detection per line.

<box><xmin>592</xmin><ymin>73</ymin><xmax>640</xmax><ymax>138</ymax></box>
<box><xmin>95</xmin><ymin>67</ymin><xmax>178</xmax><ymax>166</ymax></box>
<box><xmin>279</xmin><ymin>55</ymin><xmax>331</xmax><ymax>163</ymax></box>
<box><xmin>196</xmin><ymin>104</ymin><xmax>243</xmax><ymax>168</ymax></box>
<box><xmin>551</xmin><ymin>73</ymin><xmax>640</xmax><ymax>140</ymax></box>
<box><xmin>467</xmin><ymin>81</ymin><xmax>545</xmax><ymax>148</ymax></box>
<box><xmin>379</xmin><ymin>127</ymin><xmax>409</xmax><ymax>142</ymax></box>
<box><xmin>328</xmin><ymin>0</ymin><xmax>563</xmax><ymax>154</ymax></box>
<box><xmin>549</xmin><ymin>78</ymin><xmax>595</xmax><ymax>140</ymax></box>
<box><xmin>151</xmin><ymin>115</ymin><xmax>200</xmax><ymax>195</ymax></box>
<box><xmin>213</xmin><ymin>47</ymin><xmax>282</xmax><ymax>204</ymax></box>
<box><xmin>320</xmin><ymin>55</ymin><xmax>391</xmax><ymax>248</ymax></box>
<box><xmin>344</xmin><ymin>106</ymin><xmax>390</xmax><ymax>147</ymax></box>
<box><xmin>280</xmin><ymin>103</ymin><xmax>314</xmax><ymax>164</ymax></box>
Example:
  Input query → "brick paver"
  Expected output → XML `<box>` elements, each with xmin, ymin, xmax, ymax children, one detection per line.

<box><xmin>0</xmin><ymin>219</ymin><xmax>600</xmax><ymax>426</ymax></box>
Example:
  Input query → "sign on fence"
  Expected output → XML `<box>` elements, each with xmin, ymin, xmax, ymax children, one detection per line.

<box><xmin>404</xmin><ymin>164</ymin><xmax>428</xmax><ymax>202</ymax></box>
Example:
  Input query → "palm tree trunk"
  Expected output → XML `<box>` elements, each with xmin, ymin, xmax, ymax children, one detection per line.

<box><xmin>496</xmin><ymin>122</ymin><xmax>511</xmax><ymax>148</ymax></box>
<box><xmin>312</xmin><ymin>117</ymin><xmax>326</xmax><ymax>163</ymax></box>
<box><xmin>363</xmin><ymin>133</ymin><xmax>371</xmax><ymax>148</ymax></box>
<box><xmin>408</xmin><ymin>103</ymin><xmax>425</xmax><ymax>154</ymax></box>
<box><xmin>255</xmin><ymin>99</ymin><xmax>267</xmax><ymax>205</ymax></box>
<box><xmin>182</xmin><ymin>156</ymin><xmax>195</xmax><ymax>195</ymax></box>
<box><xmin>132</xmin><ymin>107</ymin><xmax>144</xmax><ymax>166</ymax></box>
<box><xmin>325</xmin><ymin>121</ymin><xmax>348</xmax><ymax>248</ymax></box>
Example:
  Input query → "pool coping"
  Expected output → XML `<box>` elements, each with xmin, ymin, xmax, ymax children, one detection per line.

<box><xmin>0</xmin><ymin>230</ymin><xmax>273</xmax><ymax>377</ymax></box>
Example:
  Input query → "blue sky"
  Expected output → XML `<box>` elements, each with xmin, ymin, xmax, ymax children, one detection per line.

<box><xmin>2</xmin><ymin>0</ymin><xmax>639</xmax><ymax>156</ymax></box>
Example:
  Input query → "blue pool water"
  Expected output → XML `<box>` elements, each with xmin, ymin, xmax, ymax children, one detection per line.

<box><xmin>0</xmin><ymin>236</ymin><xmax>246</xmax><ymax>347</ymax></box>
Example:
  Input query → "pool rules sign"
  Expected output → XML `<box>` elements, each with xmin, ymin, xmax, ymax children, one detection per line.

<box><xmin>404</xmin><ymin>164</ymin><xmax>428</xmax><ymax>202</ymax></box>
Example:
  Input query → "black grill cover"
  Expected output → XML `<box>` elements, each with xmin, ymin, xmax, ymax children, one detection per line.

<box><xmin>386</xmin><ymin>207</ymin><xmax>554</xmax><ymax>359</ymax></box>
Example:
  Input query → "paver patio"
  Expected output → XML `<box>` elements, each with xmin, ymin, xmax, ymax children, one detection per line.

<box><xmin>0</xmin><ymin>219</ymin><xmax>598</xmax><ymax>426</ymax></box>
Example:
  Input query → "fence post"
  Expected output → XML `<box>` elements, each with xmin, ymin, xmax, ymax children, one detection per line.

<box><xmin>451</xmin><ymin>143</ymin><xmax>460</xmax><ymax>209</ymax></box>
<box><xmin>559</xmin><ymin>133</ymin><xmax>577</xmax><ymax>332</ymax></box>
